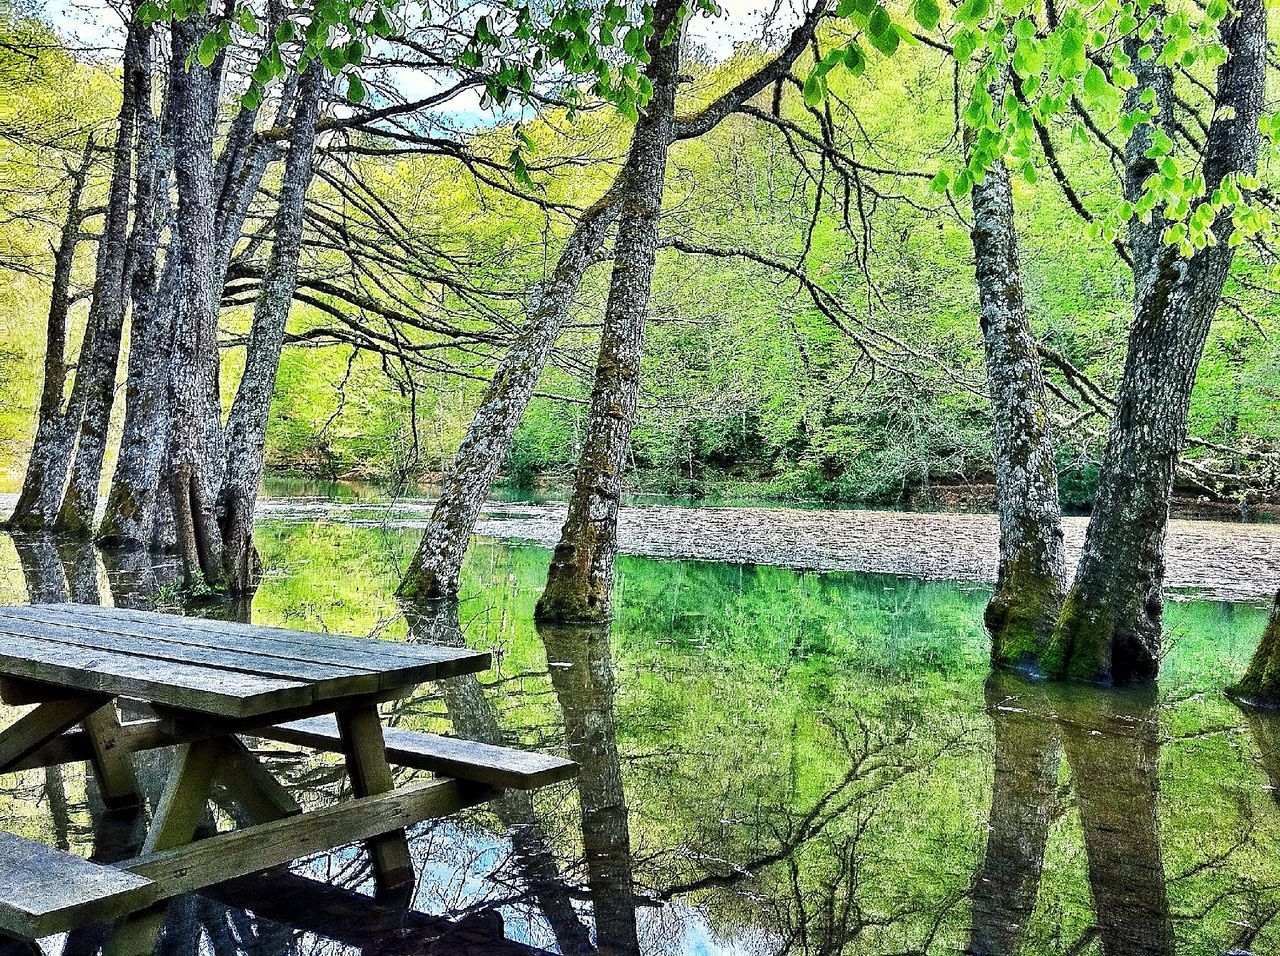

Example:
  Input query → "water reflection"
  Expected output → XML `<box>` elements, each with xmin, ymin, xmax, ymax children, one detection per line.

<box><xmin>971</xmin><ymin>673</ymin><xmax>1174</xmax><ymax>956</ymax></box>
<box><xmin>0</xmin><ymin>530</ymin><xmax>1276</xmax><ymax>954</ymax></box>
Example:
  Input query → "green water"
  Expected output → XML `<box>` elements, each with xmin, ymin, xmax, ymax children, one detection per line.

<box><xmin>0</xmin><ymin>518</ymin><xmax>1275</xmax><ymax>955</ymax></box>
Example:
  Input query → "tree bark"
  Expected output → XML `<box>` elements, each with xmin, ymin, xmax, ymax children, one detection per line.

<box><xmin>166</xmin><ymin>18</ymin><xmax>227</xmax><ymax>588</ymax></box>
<box><xmin>218</xmin><ymin>64</ymin><xmax>324</xmax><ymax>594</ymax></box>
<box><xmin>396</xmin><ymin>185</ymin><xmax>621</xmax><ymax>600</ymax></box>
<box><xmin>535</xmin><ymin>0</ymin><xmax>682</xmax><ymax>623</ymax></box>
<box><xmin>1044</xmin><ymin>0</ymin><xmax>1267</xmax><ymax>682</ymax></box>
<box><xmin>968</xmin><ymin>133</ymin><xmax>1065</xmax><ymax>668</ymax></box>
<box><xmin>5</xmin><ymin>143</ymin><xmax>95</xmax><ymax>531</ymax></box>
<box><xmin>1228</xmin><ymin>592</ymin><xmax>1280</xmax><ymax>708</ymax></box>
<box><xmin>54</xmin><ymin>13</ymin><xmax>148</xmax><ymax>535</ymax></box>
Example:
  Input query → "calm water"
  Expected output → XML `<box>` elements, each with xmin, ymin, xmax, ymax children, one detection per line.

<box><xmin>0</xmin><ymin>503</ymin><xmax>1276</xmax><ymax>955</ymax></box>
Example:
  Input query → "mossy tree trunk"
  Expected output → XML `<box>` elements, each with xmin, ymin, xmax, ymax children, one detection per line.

<box><xmin>968</xmin><ymin>104</ymin><xmax>1066</xmax><ymax>669</ymax></box>
<box><xmin>396</xmin><ymin>185</ymin><xmax>621</xmax><ymax>601</ymax></box>
<box><xmin>535</xmin><ymin>0</ymin><xmax>682</xmax><ymax>623</ymax></box>
<box><xmin>166</xmin><ymin>17</ymin><xmax>226</xmax><ymax>589</ymax></box>
<box><xmin>5</xmin><ymin>143</ymin><xmax>94</xmax><ymax>532</ymax></box>
<box><xmin>54</xmin><ymin>12</ymin><xmax>149</xmax><ymax>536</ymax></box>
<box><xmin>218</xmin><ymin>64</ymin><xmax>325</xmax><ymax>594</ymax></box>
<box><xmin>1228</xmin><ymin>592</ymin><xmax>1280</xmax><ymax>708</ymax></box>
<box><xmin>1044</xmin><ymin>0</ymin><xmax>1266</xmax><ymax>683</ymax></box>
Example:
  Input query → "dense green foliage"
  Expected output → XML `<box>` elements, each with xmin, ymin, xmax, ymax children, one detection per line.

<box><xmin>1</xmin><ymin>10</ymin><xmax>1277</xmax><ymax>506</ymax></box>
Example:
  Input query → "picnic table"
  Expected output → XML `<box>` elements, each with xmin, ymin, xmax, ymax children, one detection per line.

<box><xmin>0</xmin><ymin>603</ymin><xmax>576</xmax><ymax>952</ymax></box>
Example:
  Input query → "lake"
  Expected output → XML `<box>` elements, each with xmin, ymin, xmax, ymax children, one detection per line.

<box><xmin>0</xmin><ymin>489</ymin><xmax>1276</xmax><ymax>955</ymax></box>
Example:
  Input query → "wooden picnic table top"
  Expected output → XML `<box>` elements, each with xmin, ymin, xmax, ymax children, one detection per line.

<box><xmin>0</xmin><ymin>603</ymin><xmax>491</xmax><ymax>719</ymax></box>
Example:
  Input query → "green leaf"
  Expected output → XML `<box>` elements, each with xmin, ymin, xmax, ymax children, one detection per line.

<box><xmin>346</xmin><ymin>73</ymin><xmax>365</xmax><ymax>103</ymax></box>
<box><xmin>1083</xmin><ymin>63</ymin><xmax>1108</xmax><ymax>98</ymax></box>
<box><xmin>912</xmin><ymin>0</ymin><xmax>940</xmax><ymax>30</ymax></box>
<box><xmin>803</xmin><ymin>71</ymin><xmax>826</xmax><ymax>107</ymax></box>
<box><xmin>929</xmin><ymin>169</ymin><xmax>950</xmax><ymax>192</ymax></box>
<box><xmin>196</xmin><ymin>32</ymin><xmax>220</xmax><ymax>68</ymax></box>
<box><xmin>843</xmin><ymin>40</ymin><xmax>866</xmax><ymax>75</ymax></box>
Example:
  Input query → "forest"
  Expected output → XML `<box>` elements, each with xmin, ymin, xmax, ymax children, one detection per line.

<box><xmin>1</xmin><ymin>0</ymin><xmax>1280</xmax><ymax>950</ymax></box>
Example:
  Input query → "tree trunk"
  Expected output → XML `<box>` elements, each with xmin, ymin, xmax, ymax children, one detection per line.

<box><xmin>218</xmin><ymin>64</ymin><xmax>324</xmax><ymax>594</ymax></box>
<box><xmin>535</xmin><ymin>0</ymin><xmax>682</xmax><ymax>623</ymax></box>
<box><xmin>54</xmin><ymin>13</ymin><xmax>148</xmax><ymax>535</ymax></box>
<box><xmin>166</xmin><ymin>18</ymin><xmax>226</xmax><ymax>588</ymax></box>
<box><xmin>1044</xmin><ymin>0</ymin><xmax>1266</xmax><ymax>683</ymax></box>
<box><xmin>968</xmin><ymin>135</ymin><xmax>1065</xmax><ymax>668</ymax></box>
<box><xmin>396</xmin><ymin>185</ymin><xmax>621</xmax><ymax>601</ymax></box>
<box><xmin>1228</xmin><ymin>592</ymin><xmax>1280</xmax><ymax>708</ymax></box>
<box><xmin>538</xmin><ymin>622</ymin><xmax>640</xmax><ymax>956</ymax></box>
<box><xmin>5</xmin><ymin>143</ymin><xmax>94</xmax><ymax>531</ymax></box>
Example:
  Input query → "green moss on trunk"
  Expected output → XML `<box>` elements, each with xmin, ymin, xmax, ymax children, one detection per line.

<box><xmin>1228</xmin><ymin>591</ymin><xmax>1280</xmax><ymax>709</ymax></box>
<box><xmin>1039</xmin><ymin>587</ymin><xmax>1117</xmax><ymax>684</ymax></box>
<box><xmin>984</xmin><ymin>558</ymin><xmax>1064</xmax><ymax>673</ymax></box>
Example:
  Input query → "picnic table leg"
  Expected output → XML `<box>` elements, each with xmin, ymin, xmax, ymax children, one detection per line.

<box><xmin>335</xmin><ymin>705</ymin><xmax>415</xmax><ymax>897</ymax></box>
<box><xmin>212</xmin><ymin>737</ymin><xmax>301</xmax><ymax>824</ymax></box>
<box><xmin>105</xmin><ymin>739</ymin><xmax>222</xmax><ymax>956</ymax></box>
<box><xmin>81</xmin><ymin>703</ymin><xmax>141</xmax><ymax>812</ymax></box>
<box><xmin>0</xmin><ymin>696</ymin><xmax>108</xmax><ymax>773</ymax></box>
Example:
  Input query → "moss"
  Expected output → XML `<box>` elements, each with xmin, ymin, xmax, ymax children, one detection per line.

<box><xmin>1227</xmin><ymin>592</ymin><xmax>1280</xmax><ymax>709</ymax></box>
<box><xmin>396</xmin><ymin>562</ymin><xmax>447</xmax><ymax>602</ymax></box>
<box><xmin>535</xmin><ymin>552</ymin><xmax>611</xmax><ymax>624</ymax></box>
<box><xmin>1040</xmin><ymin>587</ymin><xmax>1116</xmax><ymax>685</ymax></box>
<box><xmin>985</xmin><ymin>560</ymin><xmax>1063</xmax><ymax>675</ymax></box>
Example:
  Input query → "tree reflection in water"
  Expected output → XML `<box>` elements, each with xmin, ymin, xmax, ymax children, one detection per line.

<box><xmin>971</xmin><ymin>672</ymin><xmax>1174</xmax><ymax>956</ymax></box>
<box><xmin>0</xmin><ymin>533</ymin><xmax>1276</xmax><ymax>955</ymax></box>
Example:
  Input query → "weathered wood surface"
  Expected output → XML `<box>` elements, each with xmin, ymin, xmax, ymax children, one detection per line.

<box><xmin>0</xmin><ymin>604</ymin><xmax>490</xmax><ymax>688</ymax></box>
<box><xmin>124</xmin><ymin>777</ymin><xmax>494</xmax><ymax>899</ymax></box>
<box><xmin>0</xmin><ymin>696</ymin><xmax>109</xmax><ymax>772</ymax></box>
<box><xmin>336</xmin><ymin>705</ymin><xmax>415</xmax><ymax>893</ymax></box>
<box><xmin>15</xmin><ymin>604</ymin><xmax>486</xmax><ymax>671</ymax></box>
<box><xmin>264</xmin><ymin>715</ymin><xmax>578</xmax><ymax>789</ymax></box>
<box><xmin>0</xmin><ymin>832</ymin><xmax>154</xmax><ymax>939</ymax></box>
<box><xmin>0</xmin><ymin>604</ymin><xmax>490</xmax><ymax>717</ymax></box>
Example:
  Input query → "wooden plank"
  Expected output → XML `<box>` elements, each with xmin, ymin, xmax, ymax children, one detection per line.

<box><xmin>123</xmin><ymin>778</ymin><xmax>495</xmax><ymax>901</ymax></box>
<box><xmin>336</xmin><ymin>705</ymin><xmax>414</xmax><ymax>894</ymax></box>
<box><xmin>0</xmin><ymin>612</ymin><xmax>381</xmax><ymax>690</ymax></box>
<box><xmin>0</xmin><ymin>696</ymin><xmax>108</xmax><ymax>773</ymax></box>
<box><xmin>11</xmin><ymin>719</ymin><xmax>198</xmax><ymax>772</ymax></box>
<box><xmin>81</xmin><ymin>705</ymin><xmax>140</xmax><ymax>811</ymax></box>
<box><xmin>5</xmin><ymin>604</ymin><xmax>490</xmax><ymax>676</ymax></box>
<box><xmin>262</xmin><ymin>716</ymin><xmax>578</xmax><ymax>790</ymax></box>
<box><xmin>143</xmin><ymin>739</ymin><xmax>220</xmax><ymax>854</ymax></box>
<box><xmin>0</xmin><ymin>831</ymin><xmax>154</xmax><ymax>939</ymax></box>
<box><xmin>0</xmin><ymin>628</ymin><xmax>310</xmax><ymax>718</ymax></box>
<box><xmin>213</xmin><ymin>737</ymin><xmax>301</xmax><ymax>823</ymax></box>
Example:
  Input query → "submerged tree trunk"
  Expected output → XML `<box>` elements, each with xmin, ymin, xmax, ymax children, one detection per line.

<box><xmin>401</xmin><ymin>599</ymin><xmax>595</xmax><ymax>955</ymax></box>
<box><xmin>54</xmin><ymin>14</ymin><xmax>148</xmax><ymax>535</ymax></box>
<box><xmin>218</xmin><ymin>65</ymin><xmax>324</xmax><ymax>594</ymax></box>
<box><xmin>1228</xmin><ymin>592</ymin><xmax>1280</xmax><ymax>708</ymax></box>
<box><xmin>968</xmin><ymin>139</ymin><xmax>1065</xmax><ymax>668</ymax></box>
<box><xmin>397</xmin><ymin>186</ymin><xmax>621</xmax><ymax>601</ymax></box>
<box><xmin>6</xmin><ymin>144</ymin><xmax>94</xmax><ymax>531</ymax></box>
<box><xmin>535</xmin><ymin>0</ymin><xmax>682</xmax><ymax>623</ymax></box>
<box><xmin>1044</xmin><ymin>0</ymin><xmax>1266</xmax><ymax>682</ymax></box>
<box><xmin>166</xmin><ymin>18</ymin><xmax>226</xmax><ymax>588</ymax></box>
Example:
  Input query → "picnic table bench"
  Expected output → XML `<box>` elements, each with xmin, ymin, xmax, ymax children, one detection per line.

<box><xmin>0</xmin><ymin>603</ymin><xmax>576</xmax><ymax>950</ymax></box>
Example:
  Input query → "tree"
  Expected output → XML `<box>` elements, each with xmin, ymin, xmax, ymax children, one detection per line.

<box><xmin>1042</xmin><ymin>0</ymin><xmax>1268</xmax><ymax>682</ymax></box>
<box><xmin>966</xmin><ymin>75</ymin><xmax>1066</xmax><ymax>668</ymax></box>
<box><xmin>1228</xmin><ymin>592</ymin><xmax>1280</xmax><ymax>708</ymax></box>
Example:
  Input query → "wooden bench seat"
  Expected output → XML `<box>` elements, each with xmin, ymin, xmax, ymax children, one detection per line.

<box><xmin>259</xmin><ymin>716</ymin><xmax>578</xmax><ymax>790</ymax></box>
<box><xmin>0</xmin><ymin>832</ymin><xmax>154</xmax><ymax>939</ymax></box>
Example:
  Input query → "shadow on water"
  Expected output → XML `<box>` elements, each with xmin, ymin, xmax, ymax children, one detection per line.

<box><xmin>0</xmin><ymin>528</ymin><xmax>1279</xmax><ymax>954</ymax></box>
